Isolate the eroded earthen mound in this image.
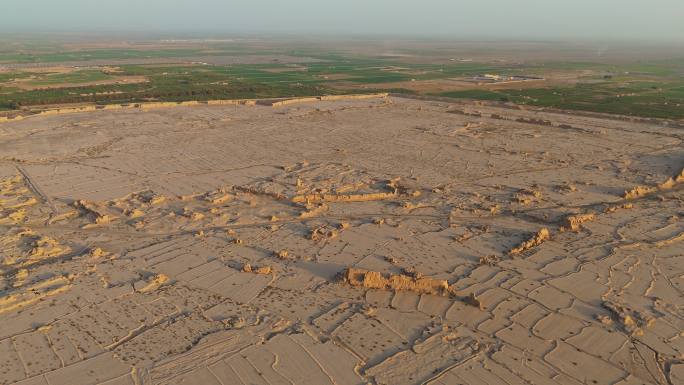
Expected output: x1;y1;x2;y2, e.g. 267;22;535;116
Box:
509;228;550;255
343;267;449;296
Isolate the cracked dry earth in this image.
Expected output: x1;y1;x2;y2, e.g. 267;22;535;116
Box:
0;96;683;385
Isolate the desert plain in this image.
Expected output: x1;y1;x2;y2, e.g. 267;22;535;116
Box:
0;94;683;385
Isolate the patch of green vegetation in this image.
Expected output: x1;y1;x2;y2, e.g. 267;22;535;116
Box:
1;43;683;120
436;81;684;119
0;64;338;108
0;72;33;82
439;89;511;101
27;70;113;86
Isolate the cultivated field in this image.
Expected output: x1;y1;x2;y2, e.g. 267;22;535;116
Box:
1;37;684;119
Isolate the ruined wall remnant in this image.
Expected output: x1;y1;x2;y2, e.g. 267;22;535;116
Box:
600;299;654;336
343;268;448;296
270;93;389;107
561;213;595;231
292;191;397;204
509;228;550;255
624;167;684;199
0;94;390;125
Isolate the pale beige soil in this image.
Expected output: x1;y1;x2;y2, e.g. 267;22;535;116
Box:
0;96;682;385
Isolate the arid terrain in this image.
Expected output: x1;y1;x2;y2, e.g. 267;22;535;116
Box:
0;95;683;385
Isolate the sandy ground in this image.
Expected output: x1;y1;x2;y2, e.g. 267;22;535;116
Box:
0;96;682;385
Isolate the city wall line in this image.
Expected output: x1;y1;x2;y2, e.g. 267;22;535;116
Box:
0;93;389;124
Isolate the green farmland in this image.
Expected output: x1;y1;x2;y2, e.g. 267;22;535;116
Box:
1;39;683;119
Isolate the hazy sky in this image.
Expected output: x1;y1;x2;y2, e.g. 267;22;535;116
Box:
3;0;683;41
